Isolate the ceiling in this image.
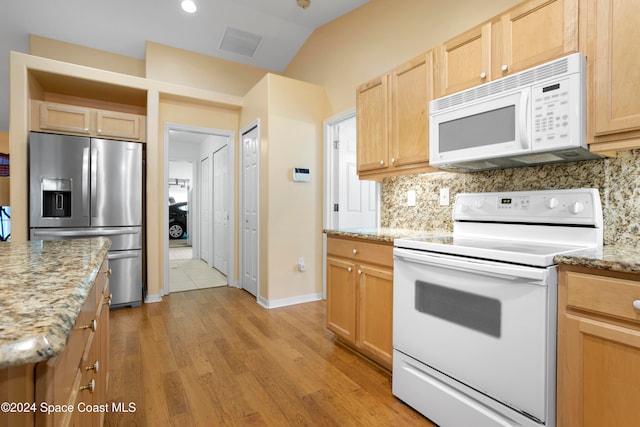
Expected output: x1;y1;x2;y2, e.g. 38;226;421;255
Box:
0;0;370;132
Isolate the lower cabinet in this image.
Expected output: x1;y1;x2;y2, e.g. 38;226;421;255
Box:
0;258;111;427
557;266;640;427
326;236;393;369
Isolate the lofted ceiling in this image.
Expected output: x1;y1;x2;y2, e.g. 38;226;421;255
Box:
0;0;371;132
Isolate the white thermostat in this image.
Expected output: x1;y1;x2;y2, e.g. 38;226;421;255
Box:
293;168;311;182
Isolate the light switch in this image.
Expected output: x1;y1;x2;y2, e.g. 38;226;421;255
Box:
439;188;450;206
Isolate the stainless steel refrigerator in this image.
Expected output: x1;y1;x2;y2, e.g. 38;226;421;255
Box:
29;132;143;308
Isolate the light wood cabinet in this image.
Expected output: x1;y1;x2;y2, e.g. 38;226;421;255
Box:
0;258;110;427
357;51;436;179
31;101;146;142
435;23;492;98
326;236;393;369
492;0;579;78
435;0;579;97
557;266;640;427
587;0;640;152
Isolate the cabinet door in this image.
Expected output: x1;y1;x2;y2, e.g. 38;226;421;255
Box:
356;75;389;174
38;102;92;135
357;264;393;369
96;110;144;141
435;22;492;97
326;257;357;344
592;0;640;137
495;0;578;78
560;314;640;427
390;51;432;169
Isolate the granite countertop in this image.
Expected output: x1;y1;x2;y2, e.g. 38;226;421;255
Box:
555;244;640;275
324;227;450;243
0;237;111;369
325;228;640;275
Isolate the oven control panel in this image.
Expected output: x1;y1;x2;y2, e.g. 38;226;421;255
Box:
453;188;602;226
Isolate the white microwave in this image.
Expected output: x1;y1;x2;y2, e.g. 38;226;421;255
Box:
429;53;601;172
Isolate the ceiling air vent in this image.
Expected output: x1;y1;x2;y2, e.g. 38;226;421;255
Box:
219;26;263;58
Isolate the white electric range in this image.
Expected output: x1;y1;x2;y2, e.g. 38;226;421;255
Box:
392;188;603;427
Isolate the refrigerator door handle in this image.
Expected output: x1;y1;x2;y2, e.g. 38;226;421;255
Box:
108;250;140;261
91;145;98;217
31;227;140;238
82;146;90;217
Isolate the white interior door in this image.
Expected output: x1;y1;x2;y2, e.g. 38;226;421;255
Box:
200;156;211;265
241;126;259;297
335;116;379;228
213;145;228;275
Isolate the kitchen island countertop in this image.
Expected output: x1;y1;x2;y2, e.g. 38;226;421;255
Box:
0;237;111;368
324;227;450;244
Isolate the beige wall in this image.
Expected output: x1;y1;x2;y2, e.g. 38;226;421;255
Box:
284;0;522;115
146;41;270;97
240;74;329;304
30;35;145;77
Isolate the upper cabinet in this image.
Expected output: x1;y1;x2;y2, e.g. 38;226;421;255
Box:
587;0;640;152
493;0;579;78
435;23;492;98
435;0;579;98
31;100;147;142
357;51;436;179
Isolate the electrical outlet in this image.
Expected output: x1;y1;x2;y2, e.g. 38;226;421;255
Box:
439;188;450;206
407;190;416;207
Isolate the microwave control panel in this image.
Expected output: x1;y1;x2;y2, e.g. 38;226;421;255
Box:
531;74;581;149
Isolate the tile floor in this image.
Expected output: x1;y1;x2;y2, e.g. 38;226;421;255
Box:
168;246;227;293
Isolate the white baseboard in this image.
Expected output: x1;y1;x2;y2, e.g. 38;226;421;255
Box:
144;293;163;304
257;292;323;309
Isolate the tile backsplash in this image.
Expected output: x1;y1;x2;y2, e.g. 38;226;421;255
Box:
381;148;640;246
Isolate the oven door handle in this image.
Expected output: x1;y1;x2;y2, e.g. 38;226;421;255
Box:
394;248;548;282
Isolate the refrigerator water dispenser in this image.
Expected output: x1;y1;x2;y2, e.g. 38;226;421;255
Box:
41;178;72;218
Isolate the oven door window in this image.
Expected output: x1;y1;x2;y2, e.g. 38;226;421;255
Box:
415;281;501;337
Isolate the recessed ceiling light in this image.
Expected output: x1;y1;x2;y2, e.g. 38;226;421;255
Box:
181;0;197;13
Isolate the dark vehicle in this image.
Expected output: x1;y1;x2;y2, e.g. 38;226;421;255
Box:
169;202;188;239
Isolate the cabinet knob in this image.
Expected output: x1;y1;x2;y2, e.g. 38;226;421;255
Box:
357;269;362;275
104;293;113;306
97;129;103;134
501;64;509;72
105;268;112;276
391;157;396;164
352;248;358;255
347;267;353;272
379;160;385;166
86;360;100;373
82;319;97;332
633;300;640;310
80;379;95;393
480;72;487;79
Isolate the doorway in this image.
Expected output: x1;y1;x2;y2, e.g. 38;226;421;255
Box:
164;124;236;295
324;109;380;230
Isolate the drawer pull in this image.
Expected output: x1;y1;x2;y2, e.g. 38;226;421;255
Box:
104;293;113;306
352;248;358;255
633;300;640;311
105;268;112;276
82;319;97;332
80;379;95;393
86;360;100;373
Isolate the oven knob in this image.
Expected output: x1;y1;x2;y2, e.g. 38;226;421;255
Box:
545;197;559;209
569;201;584;214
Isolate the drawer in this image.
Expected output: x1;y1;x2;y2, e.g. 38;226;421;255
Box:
565;271;640;323
327;237;393;268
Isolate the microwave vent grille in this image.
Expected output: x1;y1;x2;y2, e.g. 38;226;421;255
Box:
432;56;571;112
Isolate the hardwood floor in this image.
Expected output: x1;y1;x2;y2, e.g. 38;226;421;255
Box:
105;287;435;426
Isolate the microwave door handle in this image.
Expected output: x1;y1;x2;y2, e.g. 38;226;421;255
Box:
82;147;90;217
519;90;530;149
